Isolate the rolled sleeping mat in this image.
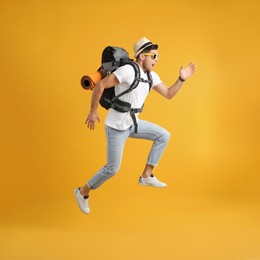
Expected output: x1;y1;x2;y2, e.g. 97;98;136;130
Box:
81;70;102;90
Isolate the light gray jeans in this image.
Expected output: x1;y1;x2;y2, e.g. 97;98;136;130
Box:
87;119;170;189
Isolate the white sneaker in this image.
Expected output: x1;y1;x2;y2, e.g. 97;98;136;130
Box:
74;188;90;214
138;174;167;188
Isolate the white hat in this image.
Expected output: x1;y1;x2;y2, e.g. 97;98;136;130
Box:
134;37;158;58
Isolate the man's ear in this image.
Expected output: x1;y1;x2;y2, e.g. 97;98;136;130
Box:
139;53;145;61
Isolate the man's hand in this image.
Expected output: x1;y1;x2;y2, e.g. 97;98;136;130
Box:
85;111;101;130
179;63;196;81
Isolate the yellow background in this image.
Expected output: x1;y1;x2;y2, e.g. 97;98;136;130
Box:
1;0;260;259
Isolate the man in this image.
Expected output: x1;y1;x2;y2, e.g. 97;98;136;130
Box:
75;37;196;214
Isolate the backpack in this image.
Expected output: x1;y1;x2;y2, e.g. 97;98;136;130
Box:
82;46;153;133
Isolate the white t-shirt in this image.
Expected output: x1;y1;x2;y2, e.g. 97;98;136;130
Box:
105;63;162;130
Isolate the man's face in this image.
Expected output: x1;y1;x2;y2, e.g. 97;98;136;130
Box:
142;49;159;72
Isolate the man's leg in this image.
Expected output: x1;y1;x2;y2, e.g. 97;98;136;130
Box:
141;164;154;178
87;125;130;188
75;125;131;213
129;120;170;187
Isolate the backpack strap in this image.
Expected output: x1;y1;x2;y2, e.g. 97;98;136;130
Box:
110;62;153;133
111;61;140;103
129;106;143;133
129;68;153;133
147;71;153;91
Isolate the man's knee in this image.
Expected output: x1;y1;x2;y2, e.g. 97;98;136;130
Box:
161;129;171;143
104;164;120;177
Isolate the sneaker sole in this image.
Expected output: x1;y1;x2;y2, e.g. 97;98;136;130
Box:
138;182;167;188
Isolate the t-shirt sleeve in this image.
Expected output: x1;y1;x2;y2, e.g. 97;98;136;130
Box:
151;71;162;88
113;64;135;86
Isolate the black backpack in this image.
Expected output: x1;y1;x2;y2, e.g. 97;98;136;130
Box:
82;46;153;133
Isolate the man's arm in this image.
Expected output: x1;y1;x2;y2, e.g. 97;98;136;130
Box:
154;63;196;99
86;73;119;130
